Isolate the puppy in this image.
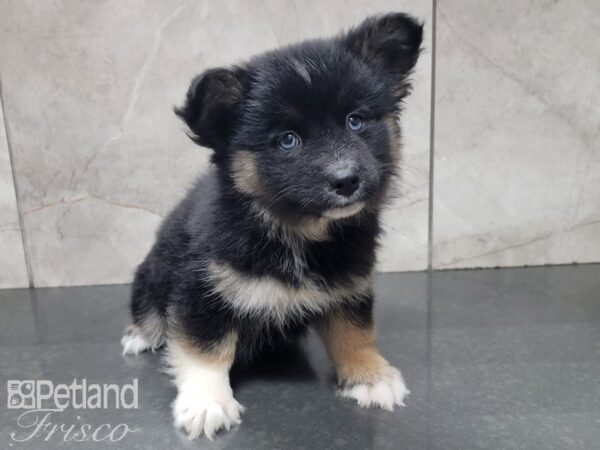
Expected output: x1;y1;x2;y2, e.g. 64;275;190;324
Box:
122;13;423;439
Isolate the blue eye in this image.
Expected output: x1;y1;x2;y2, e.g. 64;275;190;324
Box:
278;132;301;150
347;114;364;132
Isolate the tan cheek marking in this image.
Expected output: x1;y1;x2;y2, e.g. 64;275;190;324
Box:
384;114;401;165
231;150;264;196
317;312;388;385
394;81;413;100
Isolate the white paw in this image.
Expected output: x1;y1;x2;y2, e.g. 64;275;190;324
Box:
173;386;245;440
121;325;153;355
339;366;409;411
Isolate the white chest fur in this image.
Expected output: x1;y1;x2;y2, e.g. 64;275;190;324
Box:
205;261;372;324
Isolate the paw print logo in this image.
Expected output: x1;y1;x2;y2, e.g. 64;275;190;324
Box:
6;380;36;409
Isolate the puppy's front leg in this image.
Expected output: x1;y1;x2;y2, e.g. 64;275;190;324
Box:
317;303;409;410
167;332;244;439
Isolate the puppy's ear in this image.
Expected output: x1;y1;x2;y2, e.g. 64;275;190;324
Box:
344;13;423;96
175;67;247;149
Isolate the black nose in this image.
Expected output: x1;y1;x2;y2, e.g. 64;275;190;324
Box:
328;172;360;197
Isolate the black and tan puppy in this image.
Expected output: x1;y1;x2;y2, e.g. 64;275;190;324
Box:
122;13;423;439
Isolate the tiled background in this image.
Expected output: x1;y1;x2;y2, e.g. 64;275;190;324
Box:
0;0;598;288
433;0;600;269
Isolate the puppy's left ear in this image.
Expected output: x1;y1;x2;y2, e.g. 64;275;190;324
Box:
344;13;423;96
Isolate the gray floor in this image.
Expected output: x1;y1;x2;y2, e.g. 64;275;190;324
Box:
1;265;599;450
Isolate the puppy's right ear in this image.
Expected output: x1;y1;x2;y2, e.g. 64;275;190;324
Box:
175;67;247;149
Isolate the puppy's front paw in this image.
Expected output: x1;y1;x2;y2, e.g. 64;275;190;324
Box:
173;387;245;440
339;366;409;411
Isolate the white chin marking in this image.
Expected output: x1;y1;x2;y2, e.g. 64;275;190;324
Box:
339;366;409;411
323;201;366;219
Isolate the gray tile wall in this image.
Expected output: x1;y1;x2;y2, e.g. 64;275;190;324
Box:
0;1;597;287
0;97;29;288
432;0;600;269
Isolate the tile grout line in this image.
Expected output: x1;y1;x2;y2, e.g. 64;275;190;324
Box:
427;0;437;272
0;76;35;288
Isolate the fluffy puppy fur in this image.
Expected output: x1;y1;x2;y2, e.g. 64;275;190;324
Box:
122;13;423;439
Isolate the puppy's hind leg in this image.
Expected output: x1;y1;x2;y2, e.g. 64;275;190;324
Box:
122;260;167;355
121;313;166;356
